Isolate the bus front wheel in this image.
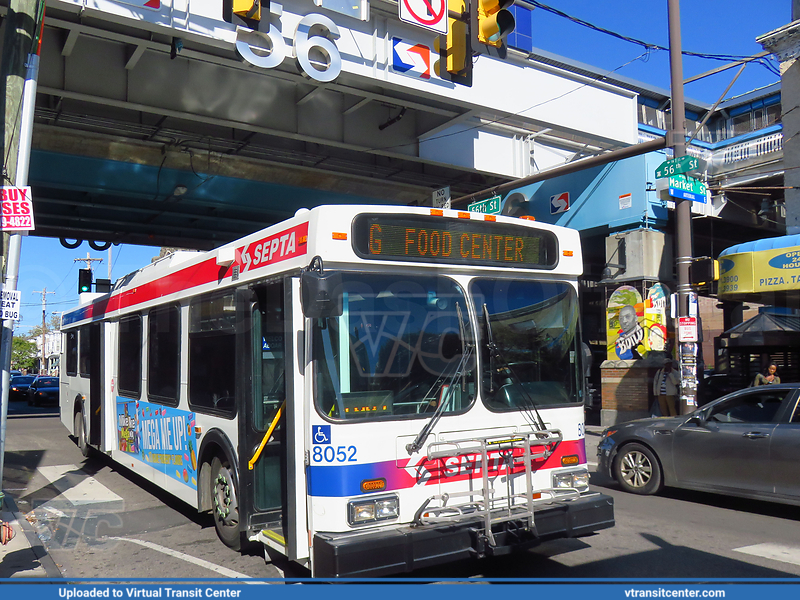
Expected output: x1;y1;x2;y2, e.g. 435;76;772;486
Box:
211;456;241;550
74;411;90;458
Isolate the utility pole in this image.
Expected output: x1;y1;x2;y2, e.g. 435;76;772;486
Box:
31;288;54;374
1;0;44;508
74;253;104;273
667;0;695;413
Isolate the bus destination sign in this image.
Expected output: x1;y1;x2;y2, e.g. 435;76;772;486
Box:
352;214;557;268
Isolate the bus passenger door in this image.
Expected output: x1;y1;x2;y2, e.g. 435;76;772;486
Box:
237;282;288;552
88;322;102;447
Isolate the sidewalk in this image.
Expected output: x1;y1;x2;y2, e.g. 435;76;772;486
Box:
0;494;61;578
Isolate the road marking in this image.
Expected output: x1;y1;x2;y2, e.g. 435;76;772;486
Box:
108;537;252;579
37;464;123;505
735;543;800;567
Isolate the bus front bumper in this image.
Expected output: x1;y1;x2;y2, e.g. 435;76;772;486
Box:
312;492;614;578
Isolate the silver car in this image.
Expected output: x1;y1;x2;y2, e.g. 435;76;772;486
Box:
597;384;800;504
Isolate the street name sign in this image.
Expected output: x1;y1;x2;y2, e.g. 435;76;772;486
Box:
655;155;705;179
668;175;707;203
467;195;501;214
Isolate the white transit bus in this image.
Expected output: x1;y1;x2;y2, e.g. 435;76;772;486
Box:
60;204;614;577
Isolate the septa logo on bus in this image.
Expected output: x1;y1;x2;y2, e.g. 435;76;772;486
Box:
235;222;308;273
403;441;583;485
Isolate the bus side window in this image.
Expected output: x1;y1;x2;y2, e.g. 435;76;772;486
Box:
118;315;142;399
148;304;181;406
66;330;78;376
79;325;92;377
188;293;236;417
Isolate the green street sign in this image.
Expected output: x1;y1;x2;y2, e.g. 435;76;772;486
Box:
668;174;707;203
655;155;705;179
467;195;501;214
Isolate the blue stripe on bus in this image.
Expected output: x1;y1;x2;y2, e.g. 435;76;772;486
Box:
63;306;92;326
307;461;398;497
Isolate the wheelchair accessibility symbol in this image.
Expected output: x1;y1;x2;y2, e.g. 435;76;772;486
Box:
313;425;331;445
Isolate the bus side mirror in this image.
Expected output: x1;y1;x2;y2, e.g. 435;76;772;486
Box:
300;270;343;319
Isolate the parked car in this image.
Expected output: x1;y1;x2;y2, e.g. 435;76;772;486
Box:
9;375;36;402
598;384;800;505
27;376;60;406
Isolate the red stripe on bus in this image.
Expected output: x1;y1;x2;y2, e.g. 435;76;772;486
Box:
67;222;309;322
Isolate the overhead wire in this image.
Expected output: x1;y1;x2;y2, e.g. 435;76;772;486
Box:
526;0;780;77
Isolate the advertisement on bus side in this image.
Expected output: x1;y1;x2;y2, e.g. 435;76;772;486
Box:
117;398;198;489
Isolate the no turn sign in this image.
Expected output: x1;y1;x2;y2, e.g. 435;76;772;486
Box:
399;0;448;34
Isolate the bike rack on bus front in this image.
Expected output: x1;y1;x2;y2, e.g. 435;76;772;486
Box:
412;429;582;547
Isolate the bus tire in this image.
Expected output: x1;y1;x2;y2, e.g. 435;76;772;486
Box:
74;411;90;458
211;455;241;551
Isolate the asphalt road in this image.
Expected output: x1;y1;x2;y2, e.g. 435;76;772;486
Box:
3;405;800;580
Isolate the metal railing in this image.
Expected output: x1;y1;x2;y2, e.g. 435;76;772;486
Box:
412;429;581;546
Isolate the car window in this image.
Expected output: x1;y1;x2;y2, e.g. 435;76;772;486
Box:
708;391;787;424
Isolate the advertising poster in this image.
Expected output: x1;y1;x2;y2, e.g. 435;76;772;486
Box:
644;283;669;353
606;284;671;360
116;398;198;489
606;286;645;360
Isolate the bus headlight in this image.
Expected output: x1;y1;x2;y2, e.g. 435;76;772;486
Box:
347;495;399;526
553;469;590;492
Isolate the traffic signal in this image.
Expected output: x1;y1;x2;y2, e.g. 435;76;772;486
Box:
233;0;260;20
689;258;720;286
475;0;515;49
78;269;93;294
222;0;263;24
95;279;112;293
434;0;473;86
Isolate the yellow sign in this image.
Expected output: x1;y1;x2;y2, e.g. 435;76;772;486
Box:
718;246;800;297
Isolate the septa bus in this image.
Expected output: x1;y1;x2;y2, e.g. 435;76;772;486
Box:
60;205;614;577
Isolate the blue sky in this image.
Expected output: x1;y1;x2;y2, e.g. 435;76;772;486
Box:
11;0;790;333
15;238;158;335
527;0;786;105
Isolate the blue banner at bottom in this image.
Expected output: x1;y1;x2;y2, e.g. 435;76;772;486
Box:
2;581;800;600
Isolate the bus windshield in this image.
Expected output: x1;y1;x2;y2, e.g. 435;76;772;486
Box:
312;273;475;421
471;278;582;410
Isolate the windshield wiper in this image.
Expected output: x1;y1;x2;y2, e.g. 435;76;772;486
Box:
406;302;473;455
482;303;546;431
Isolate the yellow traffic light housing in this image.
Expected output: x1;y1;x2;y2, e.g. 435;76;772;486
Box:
689;258;720;286
475;0;515;48
233;0;261;20
434;0;473;86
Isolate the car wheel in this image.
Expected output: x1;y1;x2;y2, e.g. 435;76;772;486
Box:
613;442;662;495
211;456;241;551
74;411;90;458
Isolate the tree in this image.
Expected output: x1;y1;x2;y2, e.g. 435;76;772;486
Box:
26;313;62;340
11;336;37;372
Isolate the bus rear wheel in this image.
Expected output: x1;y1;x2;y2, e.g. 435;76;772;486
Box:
74;411;90;458
211;456;241;550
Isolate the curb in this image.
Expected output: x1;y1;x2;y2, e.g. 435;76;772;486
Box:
2;494;62;578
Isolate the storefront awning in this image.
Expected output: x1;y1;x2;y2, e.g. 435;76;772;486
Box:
717;234;800;305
